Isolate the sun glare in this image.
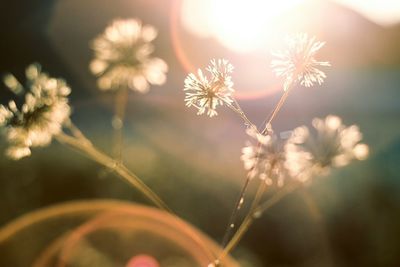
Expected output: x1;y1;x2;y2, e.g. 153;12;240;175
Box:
335;0;400;26
181;0;304;53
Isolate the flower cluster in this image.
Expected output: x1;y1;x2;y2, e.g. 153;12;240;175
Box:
184;59;234;117
271;33;330;91
0;64;71;159
241;127;287;187
90;18;168;93
241;116;369;186
285;115;369;182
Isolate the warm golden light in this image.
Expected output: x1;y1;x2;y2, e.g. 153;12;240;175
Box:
181;0;304;53
181;0;400;53
335;0;400;26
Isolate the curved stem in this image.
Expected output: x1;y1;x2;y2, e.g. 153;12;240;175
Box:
57;124;225;263
55;131;171;212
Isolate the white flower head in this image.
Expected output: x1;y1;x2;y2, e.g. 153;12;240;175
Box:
90;18;168;93
241;126;287;187
285;115;369;182
184;59;234;117
0;63;71;160
271;33;330;91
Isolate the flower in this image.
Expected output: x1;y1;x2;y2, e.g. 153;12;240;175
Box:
285;115;369;182
241;126;287;186
90;18;168;93
184;59;234;117
271;33;330;90
0;63;71;159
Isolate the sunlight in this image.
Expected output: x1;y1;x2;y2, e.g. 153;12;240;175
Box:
335;0;400;26
181;0;304;53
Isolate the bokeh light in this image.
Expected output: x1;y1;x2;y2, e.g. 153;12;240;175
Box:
126;254;159;267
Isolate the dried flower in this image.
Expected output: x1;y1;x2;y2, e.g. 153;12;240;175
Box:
0;63;71;159
241;127;287;186
285;115;369;182
184;59;234;117
271;33;330;90
90;18;168;93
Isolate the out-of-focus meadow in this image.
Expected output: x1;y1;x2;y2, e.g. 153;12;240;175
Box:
0;0;399;266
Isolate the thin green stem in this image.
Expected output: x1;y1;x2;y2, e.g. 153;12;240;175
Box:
112;88;129;162
57;124;224;263
224;100;256;130
55;131;171;212
65;119;91;145
249;180;268;211
220;83;295;249
261;81;294;134
255;182;298;216
220;177;250;247
222;79;295;244
218;182;299;262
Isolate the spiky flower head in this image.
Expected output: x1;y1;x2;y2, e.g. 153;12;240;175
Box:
285;115;369;182
0;64;71;159
271;33;330;91
90;18;168;93
184;59;234;117
241;127;287;186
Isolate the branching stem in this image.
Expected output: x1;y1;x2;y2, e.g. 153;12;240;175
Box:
218;182;299;262
220;81;295;249
55;126;171;212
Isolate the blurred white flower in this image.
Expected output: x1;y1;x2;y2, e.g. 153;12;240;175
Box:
0;63;71;160
285;115;369;182
90;18;168;93
241;126;287;186
271;33;330;91
184;59;234;117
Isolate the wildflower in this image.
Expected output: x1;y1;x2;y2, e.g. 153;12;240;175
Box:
241;126;287;186
184;59;234;117
285;115;369;182
90;18;168;93
0;63;71;159
271;33;330;90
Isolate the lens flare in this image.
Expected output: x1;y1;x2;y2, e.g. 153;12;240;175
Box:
181;0;304;53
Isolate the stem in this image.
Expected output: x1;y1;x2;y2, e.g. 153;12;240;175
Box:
261;81;294;135
55;131;171;212
57;124;224;263
249;180;268;211
220;83;295;249
112;88;129;162
222;98;257;130
65;119;91;145
218;182;299;262
220;177;250;247
255;182;298;216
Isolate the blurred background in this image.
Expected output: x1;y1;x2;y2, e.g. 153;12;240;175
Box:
0;0;399;266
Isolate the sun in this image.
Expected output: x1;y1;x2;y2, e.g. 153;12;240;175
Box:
181;0;304;53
